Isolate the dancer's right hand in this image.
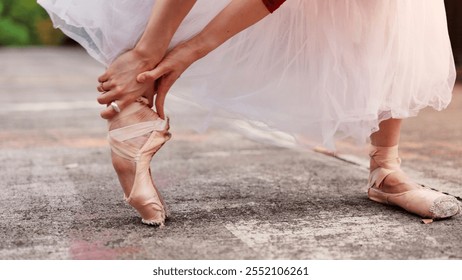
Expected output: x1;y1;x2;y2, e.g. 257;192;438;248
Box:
137;43;198;120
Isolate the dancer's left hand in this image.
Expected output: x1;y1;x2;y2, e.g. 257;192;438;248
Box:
96;49;161;119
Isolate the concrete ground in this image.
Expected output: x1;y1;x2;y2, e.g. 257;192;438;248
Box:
0;48;461;260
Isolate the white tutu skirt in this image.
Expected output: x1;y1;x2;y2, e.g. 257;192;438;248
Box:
38;0;456;149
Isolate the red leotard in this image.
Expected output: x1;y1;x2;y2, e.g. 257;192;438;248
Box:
262;0;286;13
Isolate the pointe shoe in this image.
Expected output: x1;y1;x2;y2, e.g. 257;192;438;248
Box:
108;99;171;227
367;145;460;219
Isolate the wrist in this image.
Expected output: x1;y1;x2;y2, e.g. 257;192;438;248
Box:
133;43;167;68
186;33;219;61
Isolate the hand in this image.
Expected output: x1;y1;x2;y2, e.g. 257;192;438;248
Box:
96;49;161;119
137;43;197;119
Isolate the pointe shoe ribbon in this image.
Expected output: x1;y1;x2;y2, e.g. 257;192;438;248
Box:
108;118;170;162
367;145;460;219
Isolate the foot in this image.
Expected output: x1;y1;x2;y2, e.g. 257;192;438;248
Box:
109;101;156;197
369;160;421;194
368;145;460;219
108;98;170;226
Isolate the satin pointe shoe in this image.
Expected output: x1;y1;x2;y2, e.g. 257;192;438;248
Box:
367;145;460;219
108;99;171;227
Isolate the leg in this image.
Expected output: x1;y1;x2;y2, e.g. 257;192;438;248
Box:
368;118;460;219
369;118;420;194
370;118;401;147
109;103;159;197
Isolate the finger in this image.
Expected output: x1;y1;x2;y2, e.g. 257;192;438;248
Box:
155;91;166;120
98;72;110;83
145;85;156;108
137;67;167;83
97;80;115;93
155;75;176;119
99;97;134;119
96;86;122;105
100;105;120;120
97;84;105;93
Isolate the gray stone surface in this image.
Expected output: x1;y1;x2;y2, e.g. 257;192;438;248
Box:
0;48;461;260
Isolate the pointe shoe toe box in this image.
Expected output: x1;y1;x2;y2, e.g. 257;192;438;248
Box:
141;218;165;228
430;195;461;219
368;187;460;219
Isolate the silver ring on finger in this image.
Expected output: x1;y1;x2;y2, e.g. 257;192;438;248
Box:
110;101;121;113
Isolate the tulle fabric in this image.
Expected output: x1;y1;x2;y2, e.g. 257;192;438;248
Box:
37;0;456;149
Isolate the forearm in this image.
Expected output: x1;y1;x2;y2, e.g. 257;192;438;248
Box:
134;0;197;63
186;0;271;60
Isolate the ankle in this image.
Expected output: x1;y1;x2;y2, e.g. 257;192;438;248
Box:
109;104;158;131
369;159;379;172
369;144;401;171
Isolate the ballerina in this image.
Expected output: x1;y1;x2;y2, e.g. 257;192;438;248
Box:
38;0;460;226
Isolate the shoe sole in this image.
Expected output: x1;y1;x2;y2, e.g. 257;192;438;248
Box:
142;218;165;228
